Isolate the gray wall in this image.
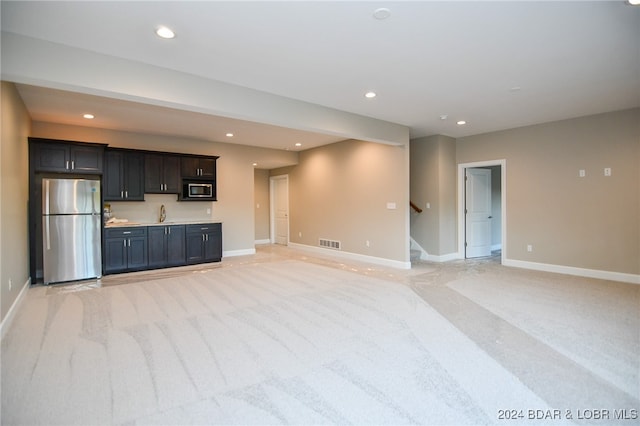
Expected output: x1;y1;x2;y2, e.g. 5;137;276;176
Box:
274;139;410;263
457;108;640;274
410;135;457;256
1;82;31;324
254;169;271;242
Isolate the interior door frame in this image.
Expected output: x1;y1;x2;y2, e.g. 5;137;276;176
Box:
457;159;506;263
269;174;289;245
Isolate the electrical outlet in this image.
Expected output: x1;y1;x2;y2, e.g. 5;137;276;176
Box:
426;202;431;209
206;208;211;214
9;279;12;291
298;232;302;238
527;245;533;252
366;240;370;247
579;169;586;178
604;167;612;177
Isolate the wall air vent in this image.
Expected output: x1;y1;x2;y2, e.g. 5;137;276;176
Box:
319;238;341;250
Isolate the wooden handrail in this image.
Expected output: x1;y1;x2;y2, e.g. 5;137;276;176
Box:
410;201;423;213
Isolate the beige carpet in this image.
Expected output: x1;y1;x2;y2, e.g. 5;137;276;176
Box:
1;253;638;425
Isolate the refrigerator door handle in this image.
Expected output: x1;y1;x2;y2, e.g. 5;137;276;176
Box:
44;216;51;250
44;179;50;215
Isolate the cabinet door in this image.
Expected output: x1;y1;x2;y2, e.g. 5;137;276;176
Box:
104;237;127;273
144;154;165;193
166;225;186;266
181;157;200;178
163;156;181;193
204;231;222;261
199;158;216;179
70;146;103;173
124;152;145;200
127;236;148;269
147;226;168;268
185;232;205;264
103;151;124;200
33;143;69;173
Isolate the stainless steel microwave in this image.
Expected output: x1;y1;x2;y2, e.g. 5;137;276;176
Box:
184;182;213;198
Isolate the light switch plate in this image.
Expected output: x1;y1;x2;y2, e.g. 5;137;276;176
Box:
386;202;397;210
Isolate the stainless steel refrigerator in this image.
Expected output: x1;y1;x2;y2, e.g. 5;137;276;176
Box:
42;178;102;284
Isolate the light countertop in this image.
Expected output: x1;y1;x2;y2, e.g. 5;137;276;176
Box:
104;220;221;228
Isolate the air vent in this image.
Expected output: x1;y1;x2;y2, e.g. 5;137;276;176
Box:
319;238;341;250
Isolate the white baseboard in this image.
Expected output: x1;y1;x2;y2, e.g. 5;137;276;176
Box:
223;248;256;258
423;252;462;262
1;277;30;341
504;258;640;285
254;239;271;245
410;237;461;263
289;242;411;270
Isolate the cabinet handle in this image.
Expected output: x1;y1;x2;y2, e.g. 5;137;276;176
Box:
205;234;209;241
164;227;167;235
125;191;128;198
128;239;131;247
123;231;131;234
66;160;69;170
121;191;124;198
71;160;75;169
123;240;126;247
168;227;171;235
202;234;205;241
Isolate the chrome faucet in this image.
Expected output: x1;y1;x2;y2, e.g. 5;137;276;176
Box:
159;204;166;223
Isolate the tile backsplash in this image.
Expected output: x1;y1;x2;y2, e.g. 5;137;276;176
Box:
107;194;214;224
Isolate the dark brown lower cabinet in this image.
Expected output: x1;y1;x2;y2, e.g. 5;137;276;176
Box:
103;223;220;275
186;223;222;264
148;225;186;268
104;227;148;273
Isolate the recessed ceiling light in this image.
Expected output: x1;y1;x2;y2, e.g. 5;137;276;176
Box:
83;113;94;119
295;143;302;147
155;26;175;39
457;120;467;125
226;133;234;137
252;162;258;167
364;91;377;99
509;86;522;92
439;114;448;120
373;8;391;20
628;0;640;5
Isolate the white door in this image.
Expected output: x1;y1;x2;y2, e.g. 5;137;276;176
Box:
271;176;289;245
465;168;492;258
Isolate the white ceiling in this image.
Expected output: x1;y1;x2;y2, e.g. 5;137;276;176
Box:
2;1;639;153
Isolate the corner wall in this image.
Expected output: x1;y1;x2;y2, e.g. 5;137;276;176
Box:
254;169;271;242
457;108;640;276
1;82;31;324
410;135;457;257
276;139;410;266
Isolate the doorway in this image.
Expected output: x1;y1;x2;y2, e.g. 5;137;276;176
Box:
458;160;505;261
270;175;289;245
